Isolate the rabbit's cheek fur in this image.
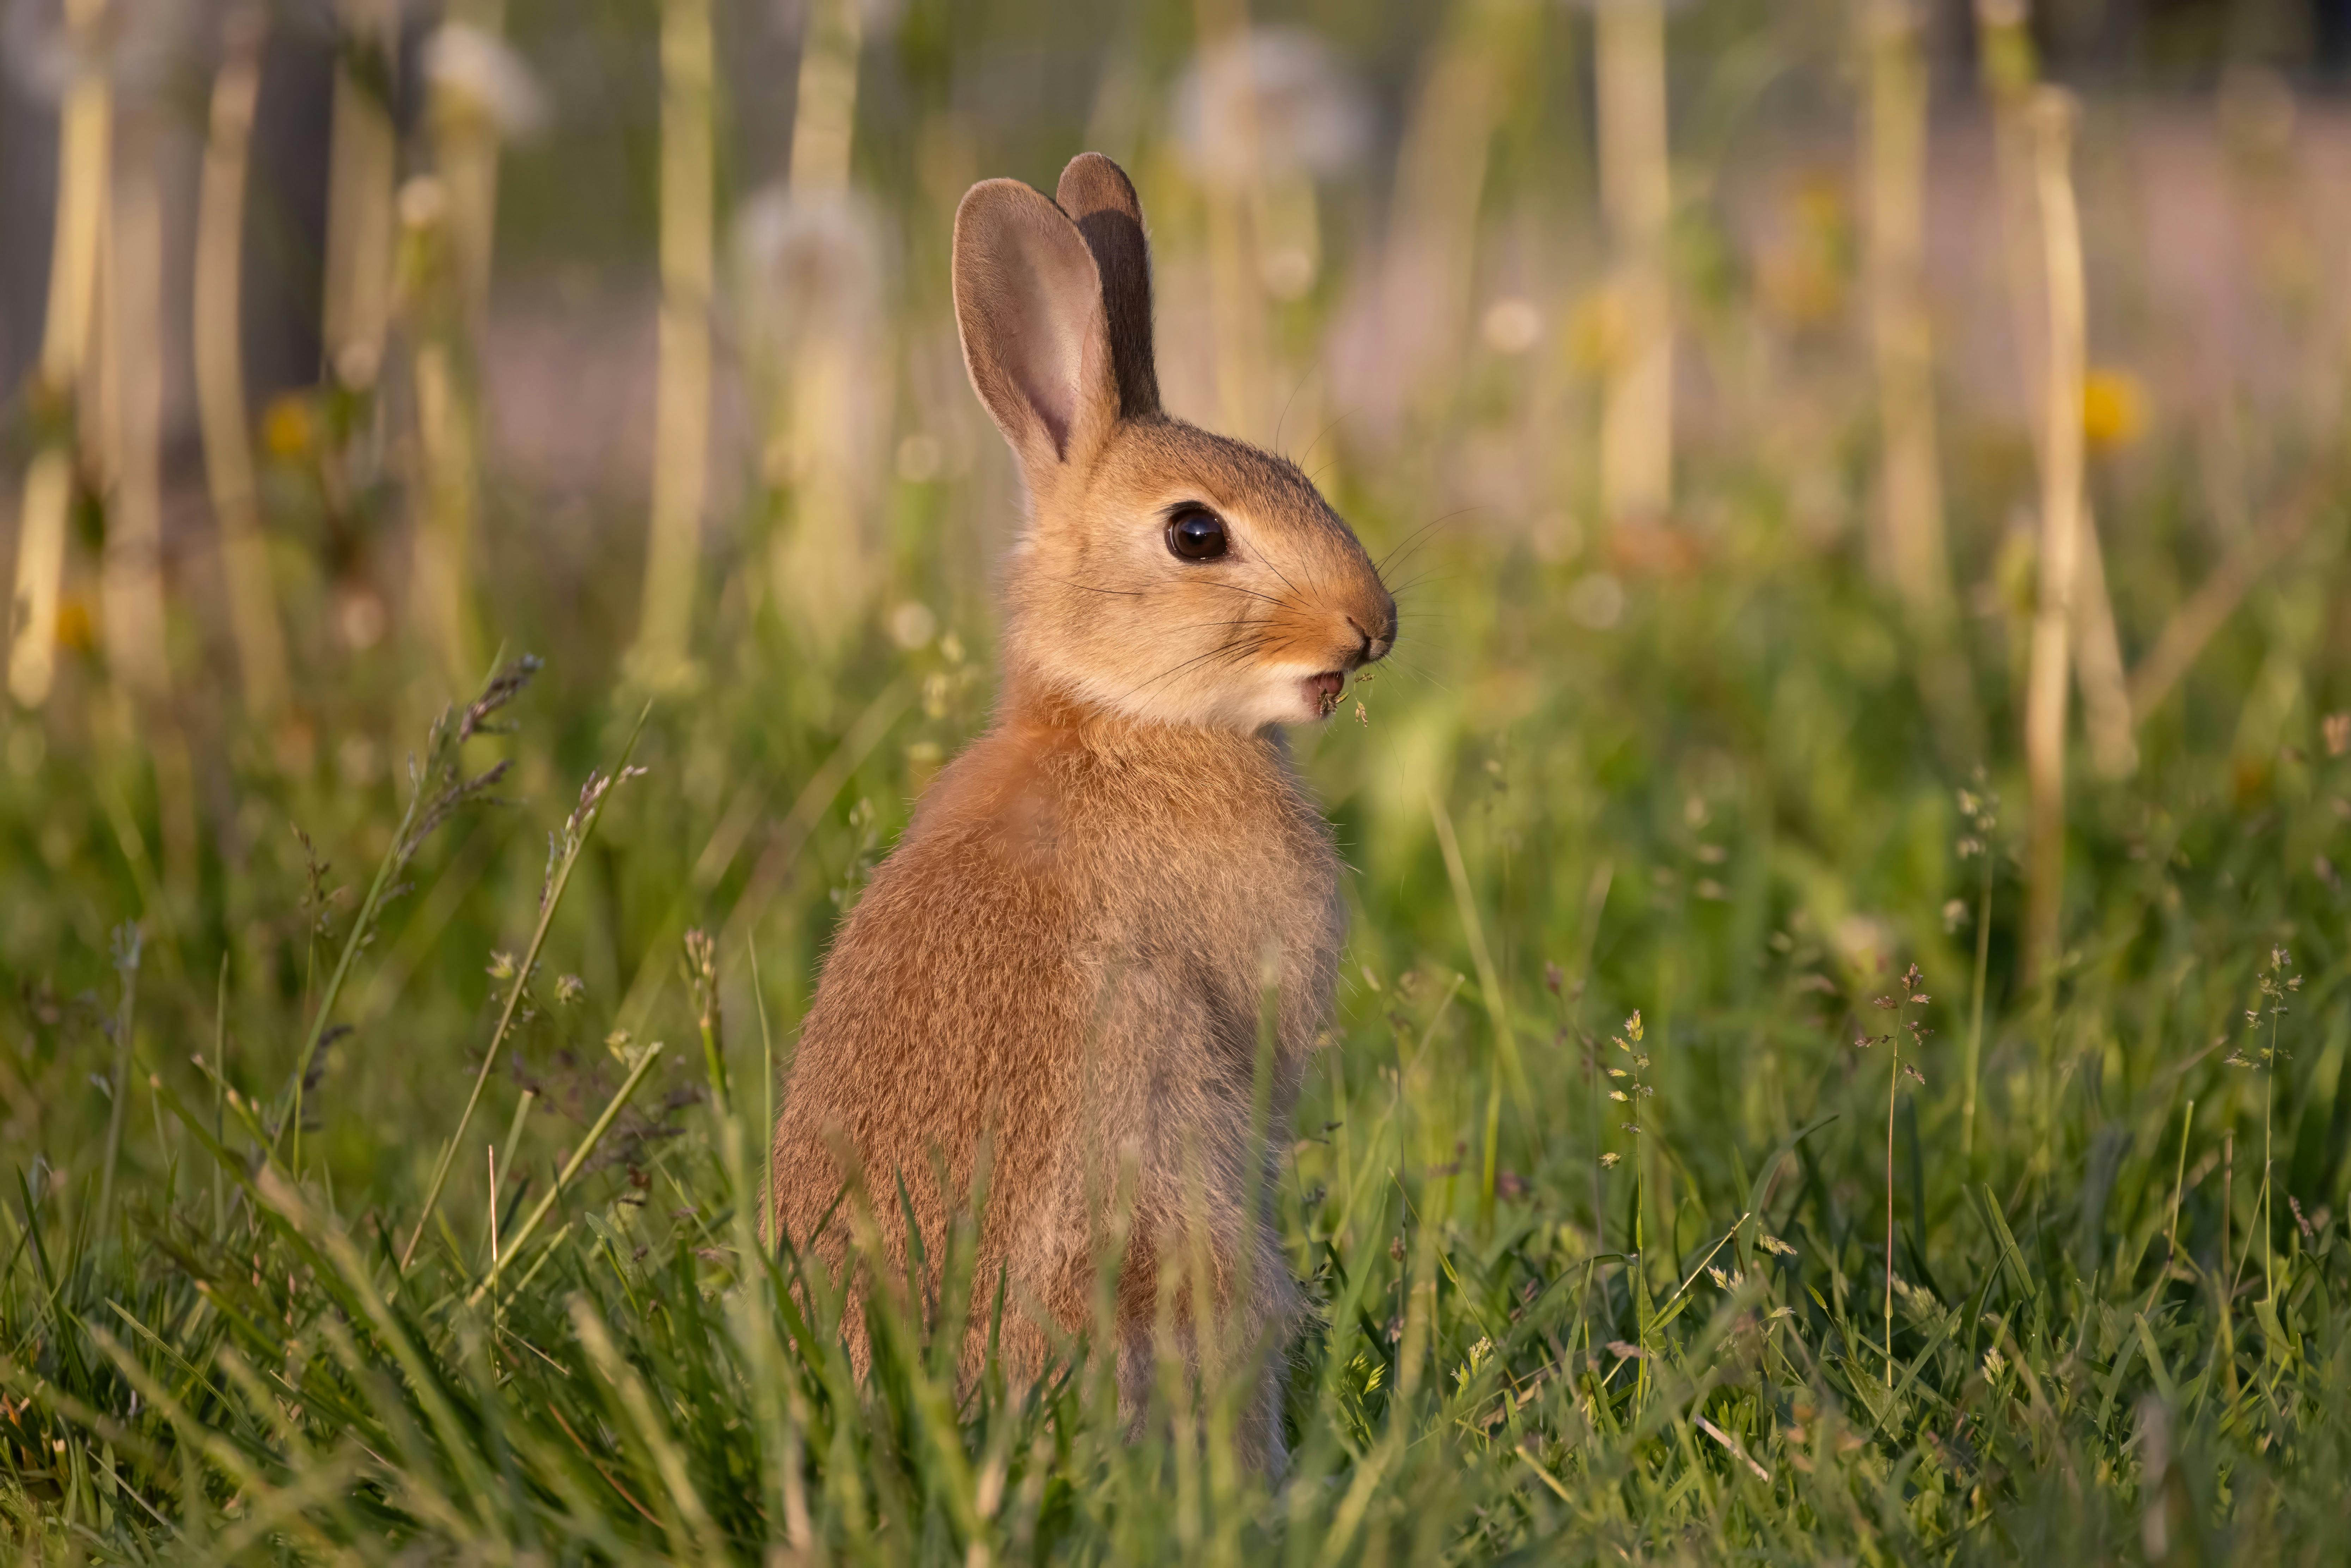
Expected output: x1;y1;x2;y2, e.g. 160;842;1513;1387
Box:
1003;428;1397;733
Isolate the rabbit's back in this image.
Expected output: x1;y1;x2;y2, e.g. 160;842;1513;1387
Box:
770;701;1342;1352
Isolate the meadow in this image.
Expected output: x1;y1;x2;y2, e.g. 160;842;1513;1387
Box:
5;0;2351;1561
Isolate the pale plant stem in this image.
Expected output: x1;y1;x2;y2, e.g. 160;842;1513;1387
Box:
212;957;230;1233
6;0;109;709
1664;1212;1752;1307
1864;0;1960;649
470;1041;666;1307
2142;1098;2193;1321
194;2;291;717
103;107;171;705
276;651;525;1161
322;0;398;389
1577;861;1613;1243
2262;1007;2278;1308
1630;1012;1650;1413
634;0;716;682
485;1144;500;1364
495;1089;535;1185
1590;1024;1604;1246
1886;1001;1902;1390
1192;0;1264;440
1429;789;1526;1235
2218;1130;2236;1397
1632;1149;1646;1412
2022;87;2084;993
1962;852;1992;1162
1596;0;1672;525
728;939;803;1554
277;790;421;1164
788;0;861;192
96;929;143;1255
750;940;776;1249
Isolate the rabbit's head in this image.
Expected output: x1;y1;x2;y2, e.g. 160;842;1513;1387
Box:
953;153;1394;731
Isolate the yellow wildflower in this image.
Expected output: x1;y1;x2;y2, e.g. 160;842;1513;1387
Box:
2082;368;2147;453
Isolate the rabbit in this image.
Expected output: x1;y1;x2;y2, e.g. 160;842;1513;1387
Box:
769;151;1394;1469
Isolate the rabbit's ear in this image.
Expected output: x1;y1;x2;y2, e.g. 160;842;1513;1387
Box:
953;178;1119;480
1055;153;1159;421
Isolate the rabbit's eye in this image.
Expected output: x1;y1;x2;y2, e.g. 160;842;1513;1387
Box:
1166;507;1229;562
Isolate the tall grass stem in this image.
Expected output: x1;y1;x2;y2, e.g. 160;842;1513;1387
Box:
471;1040;667;1306
94;926;143;1255
194;2;291;718
4;0;109;708
1430;788;1527;1232
1596;0;1672;525
2021;87;2084;990
634;0;716;682
402;706;651;1271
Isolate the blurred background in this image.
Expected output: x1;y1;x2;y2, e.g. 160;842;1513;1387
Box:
3;0;2350;1225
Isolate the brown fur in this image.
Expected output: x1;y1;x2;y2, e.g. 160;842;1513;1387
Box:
769;153;1394;1465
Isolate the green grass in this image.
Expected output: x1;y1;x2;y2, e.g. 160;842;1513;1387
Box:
5;470;2350;1561
7;6;2351;1558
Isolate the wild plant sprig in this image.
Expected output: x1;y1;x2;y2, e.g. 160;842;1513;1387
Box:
684;928;725;1118
1955;784;1998;1162
273;654;544;1165
2227;945;2301;1310
399;702;652;1274
1858;964;1931;1388
467;1037;668;1307
1600;1011;1651;1402
92;923;143;1257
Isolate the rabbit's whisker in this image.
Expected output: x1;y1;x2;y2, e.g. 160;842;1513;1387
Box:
1384;570;1457;600
1299;409;1356;479
1045;575;1151;599
1373;509;1476;578
1184;581;1289;608
1120;633;1264;704
1270;367;1316;459
1238;541;1307;604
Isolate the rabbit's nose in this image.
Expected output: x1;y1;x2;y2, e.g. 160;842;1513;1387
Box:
1345;615;1393;666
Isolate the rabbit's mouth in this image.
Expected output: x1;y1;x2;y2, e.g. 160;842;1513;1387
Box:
1305;671;1346;718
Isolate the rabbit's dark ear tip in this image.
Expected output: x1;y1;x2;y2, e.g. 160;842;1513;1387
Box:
1056;153;1142;222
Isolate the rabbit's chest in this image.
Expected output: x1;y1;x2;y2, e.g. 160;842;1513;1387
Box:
1076;767;1344;1056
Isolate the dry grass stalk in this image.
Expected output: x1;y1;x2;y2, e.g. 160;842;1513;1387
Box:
1973;0;2131;781
633;0;716;684
1973;0;2041;390
408;0;536;684
1428;788;1530;1236
1596;0;1672;526
2126;485;2315;721
395;167;486;687
1864;0;1983;759
760;0;878;652
6;0;112;709
323;0;401;391
1862;7;1964;625
1863;0;1944;605
434;0;514;324
99;102;169;705
408;289;485;688
2022;88;2084;988
2072;506;2138;778
8;451;78;710
194;2;291;718
789;0;863;194
1379;0;1527;432
1194;0;1267;440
